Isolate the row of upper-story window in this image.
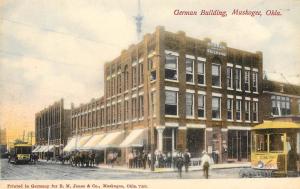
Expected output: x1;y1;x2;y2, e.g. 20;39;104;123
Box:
165;88;259;122
36;111;62;128
71;94;147;130
106;61;144;97
271;95;300;116
164;51;259;93
37;126;60;140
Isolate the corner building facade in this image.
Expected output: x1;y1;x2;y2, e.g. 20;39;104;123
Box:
70;26;263;163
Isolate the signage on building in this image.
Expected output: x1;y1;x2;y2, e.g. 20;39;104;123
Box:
207;42;227;56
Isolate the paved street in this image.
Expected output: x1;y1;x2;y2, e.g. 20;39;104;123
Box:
1;159;242;180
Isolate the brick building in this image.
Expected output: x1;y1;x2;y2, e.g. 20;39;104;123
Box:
0;128;7;154
34;99;71;158
262;79;300;119
65;26;264;164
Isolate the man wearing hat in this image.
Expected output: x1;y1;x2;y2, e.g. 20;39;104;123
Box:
200;150;211;179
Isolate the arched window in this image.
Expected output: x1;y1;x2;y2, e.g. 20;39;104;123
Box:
124;65;129;91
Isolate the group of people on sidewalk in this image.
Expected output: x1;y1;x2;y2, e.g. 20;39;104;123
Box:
175;150;214;179
125;148;214;178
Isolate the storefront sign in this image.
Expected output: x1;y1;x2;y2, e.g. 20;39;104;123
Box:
207;42;227;56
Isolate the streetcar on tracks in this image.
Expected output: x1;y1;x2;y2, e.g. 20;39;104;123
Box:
240;116;300;177
9;144;32;164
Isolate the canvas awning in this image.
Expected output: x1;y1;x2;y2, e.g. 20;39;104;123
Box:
36;146;46;152
77;135;93;149
253;121;300;130
96;131;124;149
32;145;41;153
39;145;55;152
80;134;106;150
119;128;147;147
63;137;76;152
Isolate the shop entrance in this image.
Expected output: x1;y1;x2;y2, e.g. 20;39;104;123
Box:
228;130;250;161
187;128;205;157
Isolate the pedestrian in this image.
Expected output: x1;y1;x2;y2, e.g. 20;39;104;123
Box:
128;151;133;168
142;151;147;169
201;151;211;179
176;154;184;178
147;152;151;168
183;149;191;172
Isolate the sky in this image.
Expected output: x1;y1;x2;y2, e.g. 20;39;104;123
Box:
0;0;300;144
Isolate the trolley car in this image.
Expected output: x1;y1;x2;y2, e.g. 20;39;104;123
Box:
240;116;300;177
9;144;32;164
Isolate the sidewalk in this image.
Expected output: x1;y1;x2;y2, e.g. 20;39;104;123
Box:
97;162;251;173
37;159;251;173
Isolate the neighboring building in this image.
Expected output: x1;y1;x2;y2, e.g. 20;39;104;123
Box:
0;128;7;154
34;99;71;158
67;26;263;164
262;79;300;119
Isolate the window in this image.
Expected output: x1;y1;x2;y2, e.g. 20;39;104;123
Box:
245;100;250;122
117;74;121;93
148;58;154;70
106;106;110;125
124;66;129;91
165;54;178;80
255;134;268;152
252;71;258;92
117;102;121;123
197;61;205;85
139;63;144;85
165;90;178;116
244;70;250;92
253;101;258;122
132;66;137;88
212;96;221;119
139;95;144;118
124;100;129;121
132;97;137;119
236;99;242;121
235;68;241;90
186;93;194;117
271;95;291;116
269;134;284;152
227;67;233;89
227;98;233;120
150;70;156;81
186;58;194;83
198;94;205;118
150;92;156;116
212;64;221;87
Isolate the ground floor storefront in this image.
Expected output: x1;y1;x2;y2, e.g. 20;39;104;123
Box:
61;125;252;167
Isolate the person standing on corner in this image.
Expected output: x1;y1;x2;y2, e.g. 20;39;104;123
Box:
176;152;184;179
183;149;191;172
201;151;211;179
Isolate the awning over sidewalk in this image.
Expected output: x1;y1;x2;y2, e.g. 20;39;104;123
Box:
96;131;124;149
80;134;105;150
63;137;76;152
77;135;93;149
32;145;41;153
119;128;147;147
